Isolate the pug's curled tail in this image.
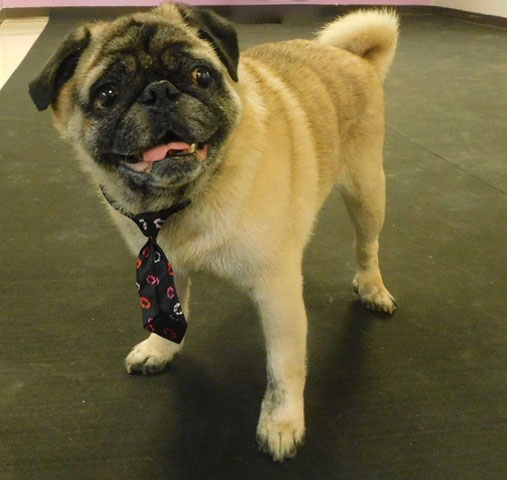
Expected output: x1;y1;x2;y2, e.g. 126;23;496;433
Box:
316;9;399;82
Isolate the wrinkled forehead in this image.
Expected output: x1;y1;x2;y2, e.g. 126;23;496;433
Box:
76;14;218;93
98;19;193;62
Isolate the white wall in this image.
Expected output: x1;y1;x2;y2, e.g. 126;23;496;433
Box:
434;0;507;18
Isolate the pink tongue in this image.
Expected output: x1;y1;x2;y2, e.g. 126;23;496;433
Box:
143;142;190;162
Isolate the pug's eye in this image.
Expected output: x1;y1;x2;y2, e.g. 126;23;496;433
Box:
95;84;119;109
191;67;212;88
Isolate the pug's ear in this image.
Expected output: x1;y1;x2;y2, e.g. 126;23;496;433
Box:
178;6;239;82
29;27;91;111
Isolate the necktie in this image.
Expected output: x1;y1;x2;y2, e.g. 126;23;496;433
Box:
101;187;190;343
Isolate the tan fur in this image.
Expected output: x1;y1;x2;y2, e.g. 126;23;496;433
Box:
316;8;399;81
47;6;398;462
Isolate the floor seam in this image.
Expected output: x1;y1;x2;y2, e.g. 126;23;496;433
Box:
447;17;507;31
386;125;506;196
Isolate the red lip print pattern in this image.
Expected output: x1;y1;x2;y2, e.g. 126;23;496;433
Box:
146;275;160;286
162;327;177;340
140;297;151;309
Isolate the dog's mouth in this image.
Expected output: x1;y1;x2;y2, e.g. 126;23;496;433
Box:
101;141;209;174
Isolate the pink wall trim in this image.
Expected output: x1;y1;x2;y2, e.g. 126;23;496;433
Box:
4;1;434;8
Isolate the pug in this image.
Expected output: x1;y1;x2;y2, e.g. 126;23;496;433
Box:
29;3;398;461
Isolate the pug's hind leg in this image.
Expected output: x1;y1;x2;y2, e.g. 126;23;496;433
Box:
340;159;396;313
253;267;307;462
125;273;191;374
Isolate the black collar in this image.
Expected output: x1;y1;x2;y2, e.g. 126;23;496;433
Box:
100;185;190;229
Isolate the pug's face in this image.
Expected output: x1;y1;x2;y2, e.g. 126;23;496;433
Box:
29;4;241;200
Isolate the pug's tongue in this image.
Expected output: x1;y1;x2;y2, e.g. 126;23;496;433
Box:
143;142;190;162
127;142;190;173
128;141;208;173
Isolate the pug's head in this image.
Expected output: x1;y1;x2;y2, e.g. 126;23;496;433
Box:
29;3;241;205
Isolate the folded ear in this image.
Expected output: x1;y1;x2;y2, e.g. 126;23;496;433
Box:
178;6;239;82
29;27;91;111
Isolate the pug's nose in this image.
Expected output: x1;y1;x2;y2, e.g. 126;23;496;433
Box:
139;80;180;107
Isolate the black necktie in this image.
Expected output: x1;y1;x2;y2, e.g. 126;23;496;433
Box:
101;187;190;343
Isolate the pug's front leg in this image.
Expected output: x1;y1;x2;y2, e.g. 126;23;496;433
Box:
253;272;307;462
125;272;191;374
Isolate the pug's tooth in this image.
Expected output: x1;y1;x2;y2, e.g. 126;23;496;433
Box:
188;143;196;154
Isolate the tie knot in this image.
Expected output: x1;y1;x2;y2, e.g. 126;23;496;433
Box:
99;186;190;239
131;212;169;238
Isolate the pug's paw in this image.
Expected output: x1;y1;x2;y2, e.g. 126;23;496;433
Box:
353;272;397;314
125;334;181;375
256;402;305;462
